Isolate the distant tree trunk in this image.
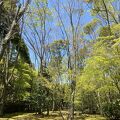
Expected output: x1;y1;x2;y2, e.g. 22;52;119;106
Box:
38;107;42;115
0;85;6;117
52;95;55;112
58;101;65;120
97;92;103;115
52;101;55;112
46;106;49;116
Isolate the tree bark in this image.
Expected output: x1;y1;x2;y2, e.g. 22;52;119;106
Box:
68;89;75;120
0;84;6;117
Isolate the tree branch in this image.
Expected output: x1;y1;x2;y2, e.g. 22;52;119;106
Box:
0;0;31;61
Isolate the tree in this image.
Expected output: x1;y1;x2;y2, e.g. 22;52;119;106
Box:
77;23;120;119
0;0;31;116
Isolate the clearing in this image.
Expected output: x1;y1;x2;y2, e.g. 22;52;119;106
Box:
0;111;107;120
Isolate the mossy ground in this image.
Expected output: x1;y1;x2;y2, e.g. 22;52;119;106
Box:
0;111;107;120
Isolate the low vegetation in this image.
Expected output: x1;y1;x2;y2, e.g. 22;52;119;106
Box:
1;111;106;120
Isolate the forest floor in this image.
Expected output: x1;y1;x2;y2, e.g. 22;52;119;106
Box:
0;111;107;120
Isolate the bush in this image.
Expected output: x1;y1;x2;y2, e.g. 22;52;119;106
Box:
103;99;120;120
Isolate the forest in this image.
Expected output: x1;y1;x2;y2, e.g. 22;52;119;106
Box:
0;0;120;120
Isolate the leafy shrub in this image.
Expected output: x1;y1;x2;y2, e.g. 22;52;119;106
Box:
103;99;120;120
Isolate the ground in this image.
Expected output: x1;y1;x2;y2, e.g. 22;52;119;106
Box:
0;111;107;120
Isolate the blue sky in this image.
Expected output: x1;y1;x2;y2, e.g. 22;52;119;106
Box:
21;0;93;66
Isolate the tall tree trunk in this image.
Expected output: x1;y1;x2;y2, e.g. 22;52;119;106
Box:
0;46;9;116
52;98;55;112
0;84;6;117
69;89;75;120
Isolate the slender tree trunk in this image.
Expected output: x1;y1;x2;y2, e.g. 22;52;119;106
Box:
97;92;103;115
38;106;42;115
0;84;6;117
0;43;9;116
46;105;49;116
52;99;55;112
58;101;65;120
69;89;75;120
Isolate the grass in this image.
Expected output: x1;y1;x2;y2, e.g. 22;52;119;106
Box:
0;111;107;120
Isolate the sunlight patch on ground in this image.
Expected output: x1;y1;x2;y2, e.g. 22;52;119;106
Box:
0;111;107;120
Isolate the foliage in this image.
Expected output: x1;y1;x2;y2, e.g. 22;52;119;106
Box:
0;0;120;119
103;99;120;119
12;60;36;101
